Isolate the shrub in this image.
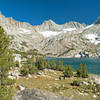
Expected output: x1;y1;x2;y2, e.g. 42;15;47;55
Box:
29;66;38;74
0;86;13;100
6;78;16;85
15;61;20;67
71;80;81;86
20;67;29;76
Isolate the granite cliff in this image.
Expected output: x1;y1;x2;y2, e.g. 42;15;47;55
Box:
0;12;100;57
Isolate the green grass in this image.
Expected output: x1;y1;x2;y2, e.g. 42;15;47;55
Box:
16;69;95;100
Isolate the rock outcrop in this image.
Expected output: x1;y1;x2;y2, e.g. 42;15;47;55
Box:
11;89;72;100
94;16;100;24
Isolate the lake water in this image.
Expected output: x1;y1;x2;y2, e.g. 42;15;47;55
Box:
46;58;100;75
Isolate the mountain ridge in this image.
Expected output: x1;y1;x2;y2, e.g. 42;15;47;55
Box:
0;12;100;58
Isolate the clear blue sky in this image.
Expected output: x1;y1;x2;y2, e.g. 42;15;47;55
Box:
0;0;100;25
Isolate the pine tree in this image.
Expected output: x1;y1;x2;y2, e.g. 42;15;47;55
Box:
77;64;88;78
58;60;63;71
0;26;10;86
8;49;15;68
28;55;34;68
0;26;14;99
45;59;50;68
27;49;38;68
82;64;88;78
38;57;45;70
35;56;39;67
77;64;83;77
63;66;73;78
44;59;49;69
51;60;56;70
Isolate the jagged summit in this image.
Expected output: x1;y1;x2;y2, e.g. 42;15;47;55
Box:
38;19;61;31
94;16;100;24
0;12;85;31
38;20;86;32
63;21;86;29
42;19;56;25
0;12;100;57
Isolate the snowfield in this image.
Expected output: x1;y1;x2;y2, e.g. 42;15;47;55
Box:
86;34;100;44
39;28;76;37
39;31;61;37
63;28;76;32
19;28;31;34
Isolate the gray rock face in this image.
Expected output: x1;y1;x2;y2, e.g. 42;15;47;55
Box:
11;89;71;100
0;12;100;57
36;20;85;32
94;16;100;24
62;21;86;29
0;13;44;51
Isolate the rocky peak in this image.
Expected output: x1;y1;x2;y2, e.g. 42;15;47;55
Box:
39;19;61;31
63;21;86;29
94;16;100;24
0;12;7;23
0;12;33;29
43;19;56;25
0;12;100;57
0;12;5;18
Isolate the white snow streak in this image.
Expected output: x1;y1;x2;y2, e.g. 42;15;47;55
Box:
39;31;61;37
40;28;76;37
85;24;94;29
63;28;76;32
19;28;31;34
86;34;100;44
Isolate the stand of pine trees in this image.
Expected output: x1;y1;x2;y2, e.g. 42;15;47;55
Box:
21;54;88;79
77;64;88;78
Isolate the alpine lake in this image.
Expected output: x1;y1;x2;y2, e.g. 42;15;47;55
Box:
44;57;100;75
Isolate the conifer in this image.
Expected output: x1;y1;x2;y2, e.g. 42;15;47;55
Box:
51;60;56;70
0;26;14;99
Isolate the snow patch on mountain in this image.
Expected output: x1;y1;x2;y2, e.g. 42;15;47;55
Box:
39;31;61;37
63;28;76;32
19;28;31;34
39;28;77;37
85;24;94;29
86;34;100;44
